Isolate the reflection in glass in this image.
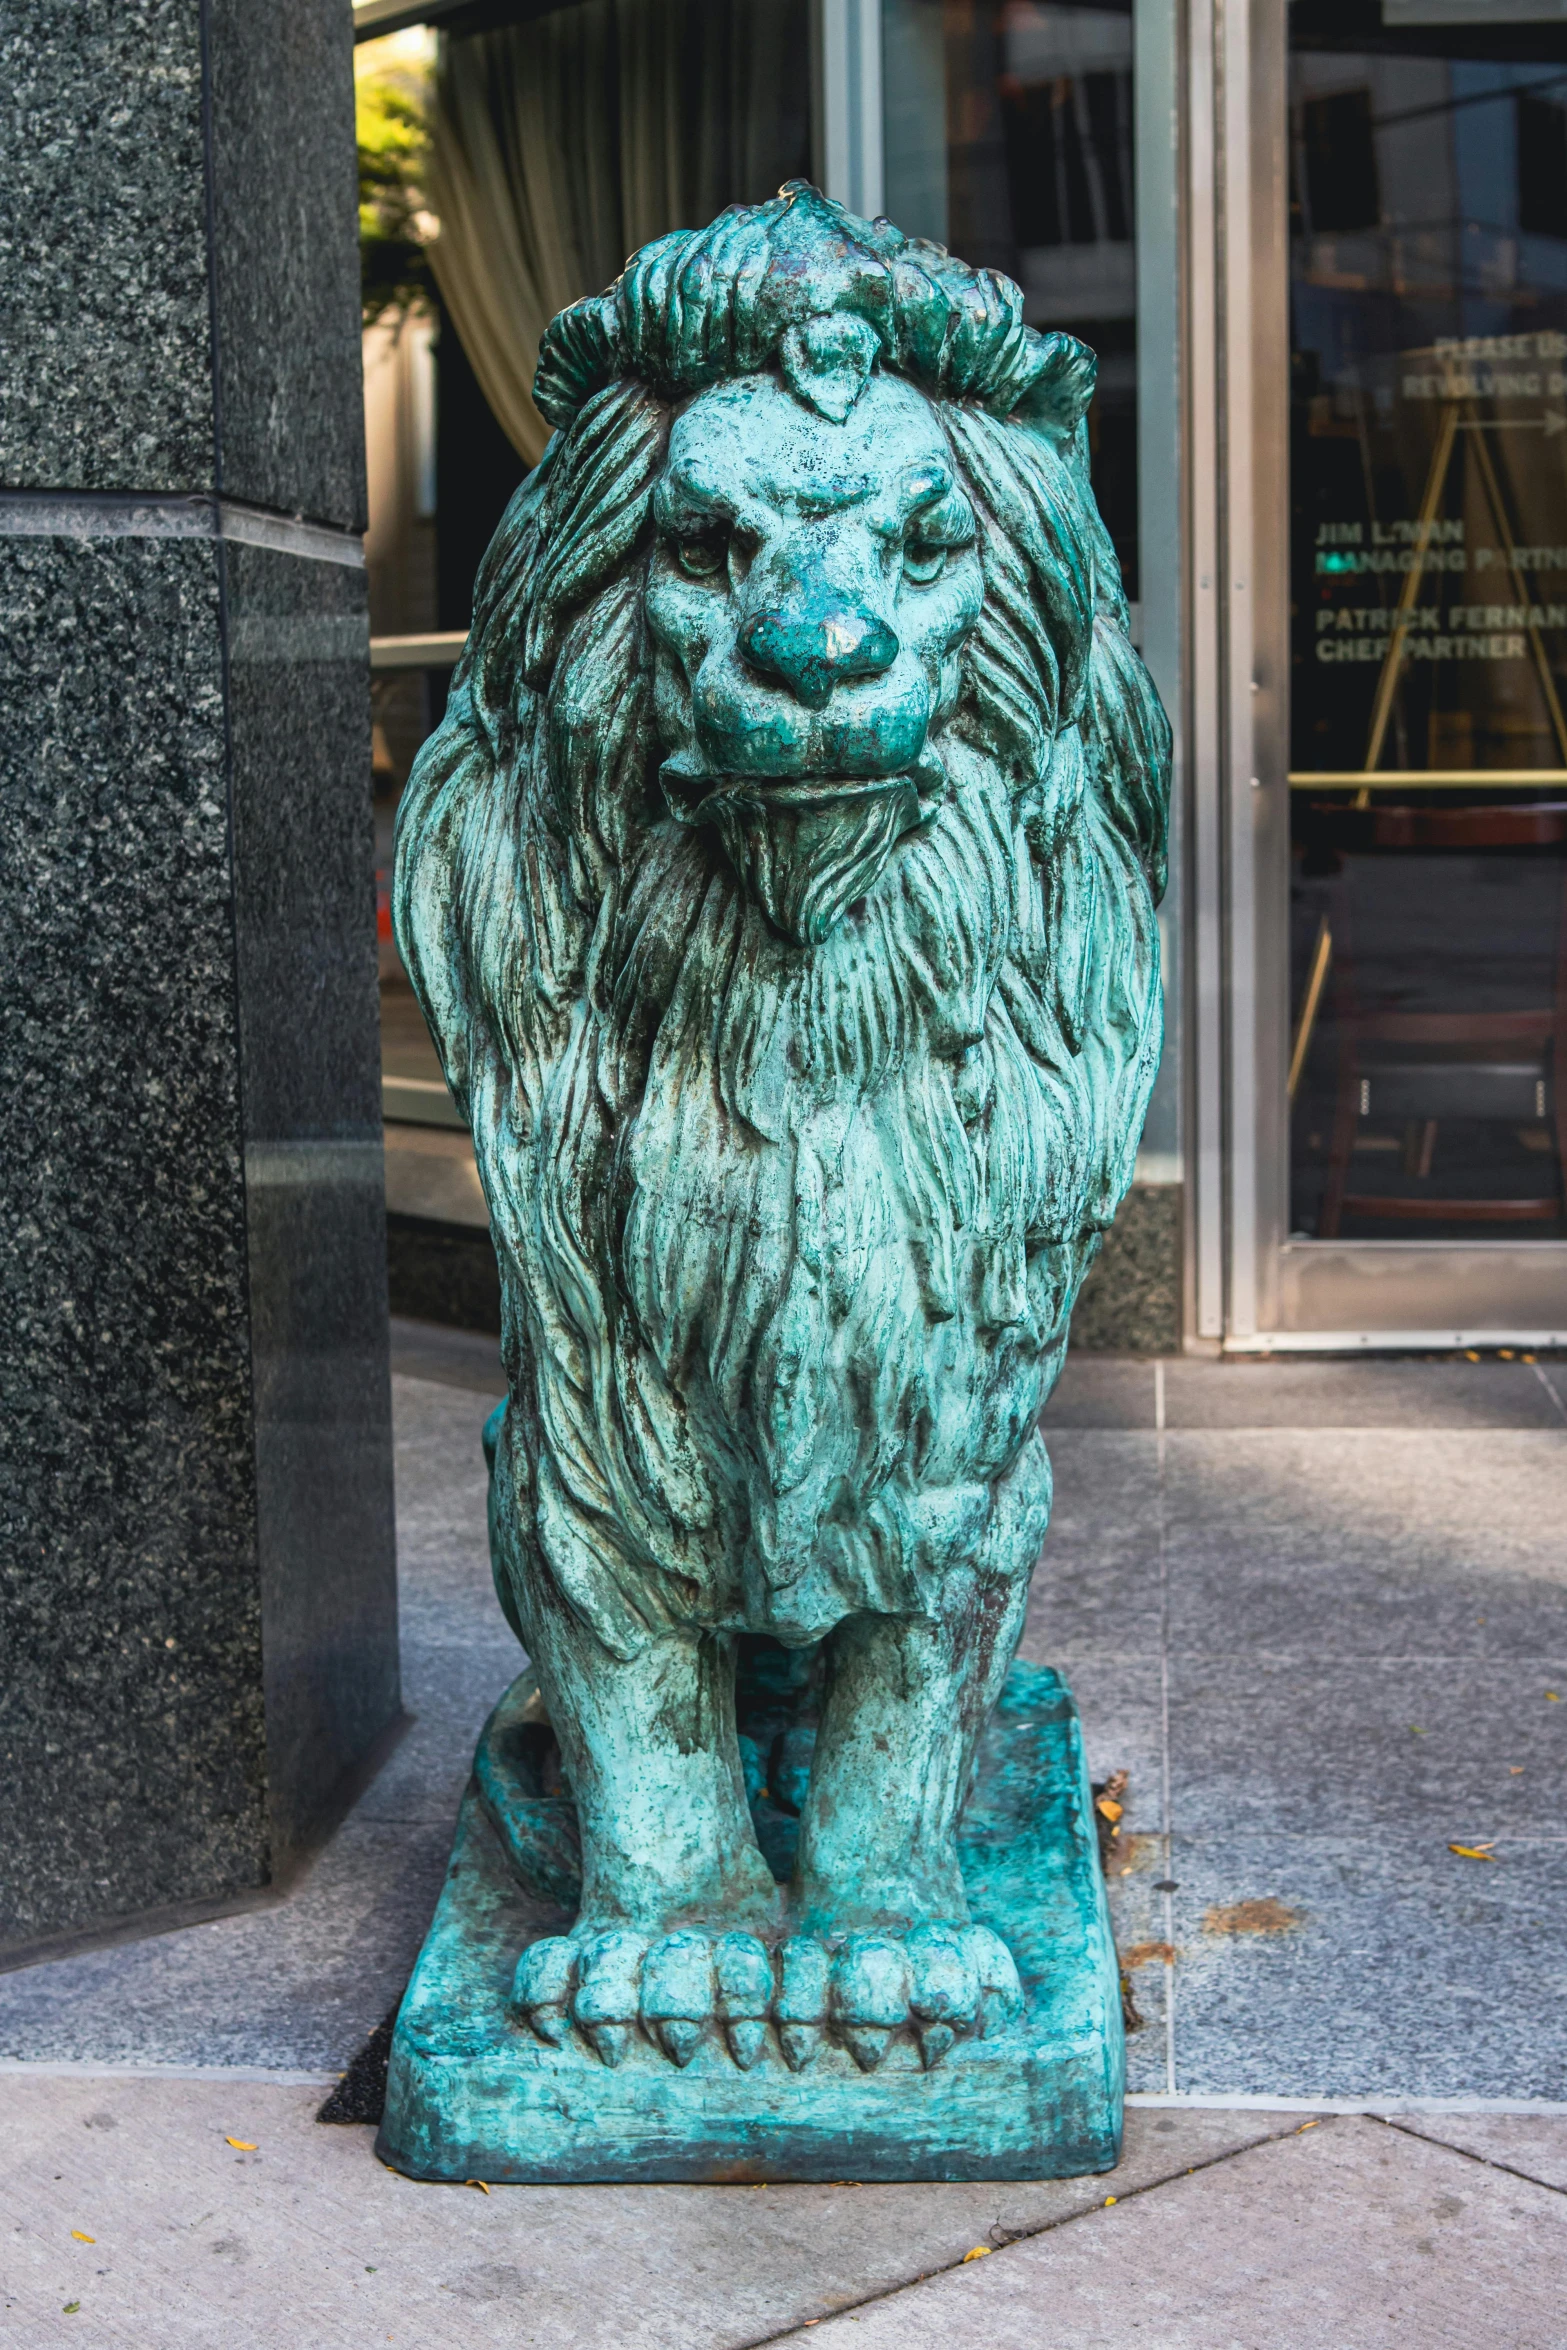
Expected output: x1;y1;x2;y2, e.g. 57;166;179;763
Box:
883;0;1138;591
360;0;816;1155
1287;2;1567;1243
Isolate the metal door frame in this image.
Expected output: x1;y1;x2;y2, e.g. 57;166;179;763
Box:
1184;0;1567;1350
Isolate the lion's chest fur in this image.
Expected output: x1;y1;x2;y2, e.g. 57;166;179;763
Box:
515;794;1075;1629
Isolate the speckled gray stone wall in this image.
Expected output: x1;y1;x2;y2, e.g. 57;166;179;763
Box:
0;1;213;491
0;534;265;1943
207;0;367;526
0;4;397;1951
1072;1184;1184;1355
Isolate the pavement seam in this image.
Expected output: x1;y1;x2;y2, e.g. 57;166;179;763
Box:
1533;1361;1567;1425
1373;2111;1567;2200
725;2117;1326;2350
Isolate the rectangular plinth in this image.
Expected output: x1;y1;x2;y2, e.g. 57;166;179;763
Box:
377;1663;1124;2183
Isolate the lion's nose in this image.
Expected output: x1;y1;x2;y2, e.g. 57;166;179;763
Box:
738;601;898;711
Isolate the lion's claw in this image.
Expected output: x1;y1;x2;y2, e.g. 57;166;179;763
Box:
776;1933;830;2071
715;1932;773;2070
511;1933;575;2046
510;1922;1023;2068
904;1924;979;2069
571;1928;643;2067
641;1932;713;2067
832;1934;908;2072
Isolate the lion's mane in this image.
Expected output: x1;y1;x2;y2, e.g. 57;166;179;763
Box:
395;186;1170;1660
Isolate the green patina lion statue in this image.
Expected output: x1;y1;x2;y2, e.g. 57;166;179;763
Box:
394;183;1169;2082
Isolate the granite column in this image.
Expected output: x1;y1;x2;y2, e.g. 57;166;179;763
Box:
0;0;401;1952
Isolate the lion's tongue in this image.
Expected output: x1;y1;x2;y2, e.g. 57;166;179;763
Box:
712;778;921;945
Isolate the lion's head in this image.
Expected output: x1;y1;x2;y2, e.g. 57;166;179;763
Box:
395;185;1170;1640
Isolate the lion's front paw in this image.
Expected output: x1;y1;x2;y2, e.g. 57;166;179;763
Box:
511;1927;777;2070
819;1925;1023;2074
510;1922;1022;2071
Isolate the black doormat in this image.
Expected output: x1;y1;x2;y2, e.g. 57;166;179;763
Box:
318;2003;402;2125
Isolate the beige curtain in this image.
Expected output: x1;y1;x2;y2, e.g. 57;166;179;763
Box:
427;0;809;464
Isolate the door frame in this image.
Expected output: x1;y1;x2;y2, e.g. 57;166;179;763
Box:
1183;0;1567;1350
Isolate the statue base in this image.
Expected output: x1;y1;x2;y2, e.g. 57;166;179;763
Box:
376;1663;1124;2183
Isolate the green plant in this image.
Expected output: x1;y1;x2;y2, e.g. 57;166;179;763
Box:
357;71;434;325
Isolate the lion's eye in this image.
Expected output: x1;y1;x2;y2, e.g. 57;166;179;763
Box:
674;532;729;580
902;542;947;586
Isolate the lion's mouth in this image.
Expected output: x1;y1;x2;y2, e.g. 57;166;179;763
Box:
659;748;947;945
660;745;945;822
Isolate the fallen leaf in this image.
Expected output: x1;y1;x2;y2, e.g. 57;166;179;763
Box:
70;2232;94;2244
1510;1767;1525;1775
1448;1843;1497;1861
465;2179;491;2194
1095;1797;1124;1824
1103;2195;1118;2206
63;2303;80;2316
1548;1692;1561;1703
1121;1941;1175;1970
1297;2119;1320;2133
1464;1349;1480;1361
962;2244;992;2261
224;2137;257;2151
1202;1897;1300;1936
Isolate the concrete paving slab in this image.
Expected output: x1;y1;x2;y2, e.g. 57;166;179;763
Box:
1162;1356;1565;1430
0;2078;1289;2350
0;1815;445;2072
1165;1649;1567;1839
1388;2111;1567;2193
1040;1358;1157;1429
767;2114;1567;2349
1012;1650;1165;1832
390;1372;501;1601
1107;1860;1175;2096
1030;1430;1164;1655
1164;1429;1567;1660
1164;1832;1567;2100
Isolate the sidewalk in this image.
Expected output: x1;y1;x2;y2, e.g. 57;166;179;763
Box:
2;1330;1564;2345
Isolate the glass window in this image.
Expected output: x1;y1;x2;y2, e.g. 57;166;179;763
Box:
357;0;814;1163
883;0;1139;595
1287;1;1567;1243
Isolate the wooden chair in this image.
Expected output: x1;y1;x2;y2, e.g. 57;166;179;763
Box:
1310;802;1567;1237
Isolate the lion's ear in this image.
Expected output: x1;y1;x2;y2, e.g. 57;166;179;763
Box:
1009;332;1098;445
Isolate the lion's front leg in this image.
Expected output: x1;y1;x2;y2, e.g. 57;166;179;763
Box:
792;1585;1027;1933
530;1598;781;1936
778;1496;1035;2069
511;1583;782;2064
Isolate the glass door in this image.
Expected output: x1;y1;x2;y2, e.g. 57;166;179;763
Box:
1287;1;1567;1265
1209;0;1567;1344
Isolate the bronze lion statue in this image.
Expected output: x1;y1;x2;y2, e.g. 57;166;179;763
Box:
395;184;1169;2076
